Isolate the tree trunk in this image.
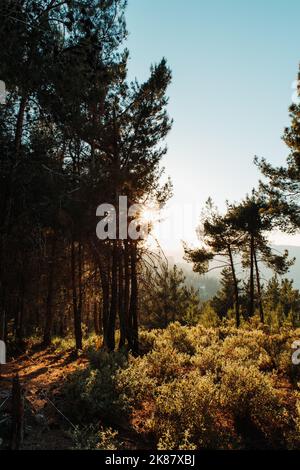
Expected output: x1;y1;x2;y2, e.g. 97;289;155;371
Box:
0;283;7;341
43;237;56;347
107;243;118;351
71;240;82;351
249;234;255;317
93;301;100;335
254;248;264;323
228;245;240;327
77;242;83;342
15;281;25;345
99;260;109;346
128;242;138;355
15;94;28;159
124;240;130;347
118;245;126;349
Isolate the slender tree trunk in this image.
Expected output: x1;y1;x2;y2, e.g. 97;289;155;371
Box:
58;288;66;337
129;242;138;355
15;94;28;159
107;242;118;351
228;245;240;327
93;301;100;335
77;242;83;343
118;245;126;349
249;234;255;317
99;261;109;346
0;283;6;341
253;248;264;323
71;240;82;351
43;237;56;347
15;281;25;345
124;240;130;347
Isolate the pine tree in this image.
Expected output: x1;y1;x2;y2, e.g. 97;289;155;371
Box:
0;1;173;352
184;199;243;327
226;193;294;322
141;263;200;328
255;65;300;231
211;268;236;319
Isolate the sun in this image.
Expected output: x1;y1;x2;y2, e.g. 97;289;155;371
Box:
140;207;158;225
138;205;161;248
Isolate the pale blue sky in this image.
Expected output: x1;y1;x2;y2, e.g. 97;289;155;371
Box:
126;0;300;254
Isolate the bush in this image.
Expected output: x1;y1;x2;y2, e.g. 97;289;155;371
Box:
138;329;158;354
219;363;290;448
71;424;121;450
62;321;300;449
148;371;231;449
155;322;196;356
62;351;127;423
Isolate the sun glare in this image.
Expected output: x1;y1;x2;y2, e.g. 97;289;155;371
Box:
140;207;158;225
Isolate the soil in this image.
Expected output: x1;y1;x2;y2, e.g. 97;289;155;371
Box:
0;348;87;449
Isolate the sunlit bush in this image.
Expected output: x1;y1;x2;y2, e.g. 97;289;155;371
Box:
61;320;300;449
62;351;127;422
148;371;231;449
71;424;121;450
219;363;290;447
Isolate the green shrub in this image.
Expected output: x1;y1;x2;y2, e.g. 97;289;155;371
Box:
71;424;121;450
116;355;158;408
138;329;158;354
62;351;127;422
147;371;234;449
155;322;196;356
62;321;300;450
219;363;290;447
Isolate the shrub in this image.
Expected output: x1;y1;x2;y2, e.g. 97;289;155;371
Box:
116;355;158;408
155;322;196;356
221;330;272;370
62;321;300;450
147;371;234;449
62;351;127;422
219;363;290;448
71;424;121;450
138;329;158;354
199;303;220;327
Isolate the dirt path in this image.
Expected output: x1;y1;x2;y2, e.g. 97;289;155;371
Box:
0;349;88;449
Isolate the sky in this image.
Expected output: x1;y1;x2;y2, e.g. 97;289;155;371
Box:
125;0;300;258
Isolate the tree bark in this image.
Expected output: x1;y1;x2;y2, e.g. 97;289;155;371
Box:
228;245;240;327
15;280;25;345
118;245;126;349
93;301;100;335
128;242;138;355
107;242;118;351
249;234;255;317
71;240;83;351
254;248;264;323
124;240;130;347
15;94;28;159
43;237;56;347
99;259;109;346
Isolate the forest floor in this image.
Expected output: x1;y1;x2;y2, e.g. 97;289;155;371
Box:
0;348;88;449
0;347;148;450
1;325;298;450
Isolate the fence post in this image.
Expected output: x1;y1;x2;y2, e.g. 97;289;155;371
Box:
10;374;24;450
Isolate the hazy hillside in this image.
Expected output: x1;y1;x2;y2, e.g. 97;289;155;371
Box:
170;245;300;299
273;246;300;289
